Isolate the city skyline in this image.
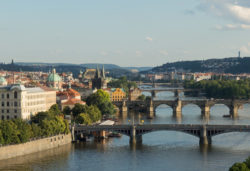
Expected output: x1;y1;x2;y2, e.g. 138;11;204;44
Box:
1;0;250;67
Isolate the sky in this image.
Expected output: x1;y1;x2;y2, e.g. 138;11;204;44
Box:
0;0;250;67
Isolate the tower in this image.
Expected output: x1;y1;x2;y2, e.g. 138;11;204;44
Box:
238;51;241;58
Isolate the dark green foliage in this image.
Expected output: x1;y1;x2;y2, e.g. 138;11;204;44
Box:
76;113;92;125
0;120;20;145
229;156;250;171
13;119;32;143
86;89;116;116
72;103;87;118
63;106;71;115
49;104;61;116
137;94;146;101
229;163;249;171
0;105;70;145
184;80;250;99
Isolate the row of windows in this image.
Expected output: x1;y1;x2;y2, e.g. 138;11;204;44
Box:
1;101;19;107
1;92;18;99
1;109;18;113
27;94;44;100
1;115;18;120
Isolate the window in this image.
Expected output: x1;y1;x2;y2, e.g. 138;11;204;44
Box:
7;115;9;120
14;115;17;119
7;102;9;107
7;110;9;113
7;94;9;99
1;102;4;107
1;110;4;113
14;91;18;99
14;109;17;113
1;94;4;99
14;102;18;107
1;116;4;120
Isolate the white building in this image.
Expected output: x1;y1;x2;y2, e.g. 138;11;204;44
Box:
0;84;56;120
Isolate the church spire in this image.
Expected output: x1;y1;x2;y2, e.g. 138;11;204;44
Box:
102;65;105;79
95;65;101;78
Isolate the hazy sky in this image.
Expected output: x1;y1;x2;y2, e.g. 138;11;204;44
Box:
1;0;250;67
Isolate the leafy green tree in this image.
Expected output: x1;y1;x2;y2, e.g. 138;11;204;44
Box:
86;89;115;115
137;94;146;101
0;129;4;145
229;162;249;171
86;105;102;122
63;106;71;115
63;119;70;134
76;113;92;125
13;119;32;143
0;120;20;145
49;104;61;116
31;123;42;138
72;103;87;118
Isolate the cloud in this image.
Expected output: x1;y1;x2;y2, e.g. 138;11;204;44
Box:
159;50;168;56
184;10;195;15
198;0;250;24
145;36;153;41
214;24;250;30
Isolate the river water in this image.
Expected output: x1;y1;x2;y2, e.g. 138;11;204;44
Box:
1;90;250;171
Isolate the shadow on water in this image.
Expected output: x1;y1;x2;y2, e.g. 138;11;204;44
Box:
0;144;72;171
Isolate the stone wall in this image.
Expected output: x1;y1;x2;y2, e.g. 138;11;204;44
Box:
0;134;72;161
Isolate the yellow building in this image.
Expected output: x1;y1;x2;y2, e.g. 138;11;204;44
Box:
110;88;126;101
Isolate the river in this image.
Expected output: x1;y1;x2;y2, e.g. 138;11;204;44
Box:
1;90;250;171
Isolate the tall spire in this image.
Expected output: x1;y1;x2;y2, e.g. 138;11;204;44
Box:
102;65;105;79
95;65;100;78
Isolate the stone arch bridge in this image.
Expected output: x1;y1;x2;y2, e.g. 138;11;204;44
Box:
113;99;250;118
140;88;201;97
73;124;250;145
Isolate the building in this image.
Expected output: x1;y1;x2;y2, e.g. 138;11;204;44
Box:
57;87;85;109
47;69;62;90
0;84;56;120
110;88;126;101
91;65;107;90
129;88;142;101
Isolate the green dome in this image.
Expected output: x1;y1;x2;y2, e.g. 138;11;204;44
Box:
47;69;61;82
0;76;7;85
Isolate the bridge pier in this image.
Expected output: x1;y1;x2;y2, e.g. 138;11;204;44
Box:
173;99;182;117
147;100;155;119
129;126;142;145
174;90;179;97
151;91;156;98
229;104;239;118
199;126;212;145
201;103;210;118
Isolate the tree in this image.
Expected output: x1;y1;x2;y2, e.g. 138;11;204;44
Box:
49;104;61;116
72;103;87;118
0;120;20;145
137;94;146;101
31;111;52;124
229;162;249;171
63;106;71;115
13;119;32;143
76;113;92;125
86;89;115;115
86;105;102;122
31;123;42;138
0;129;4;145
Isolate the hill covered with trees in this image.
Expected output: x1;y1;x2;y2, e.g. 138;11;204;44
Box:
149;57;250;74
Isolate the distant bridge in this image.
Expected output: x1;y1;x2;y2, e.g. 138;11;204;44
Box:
113;99;250;118
139;87;201;97
73;124;250;145
136;82;183;88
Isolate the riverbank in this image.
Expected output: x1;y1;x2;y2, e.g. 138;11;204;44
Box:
0;133;72;161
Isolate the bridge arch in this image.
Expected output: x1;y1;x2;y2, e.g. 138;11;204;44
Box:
210;103;230;116
182;103;202;116
137;129;200;138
